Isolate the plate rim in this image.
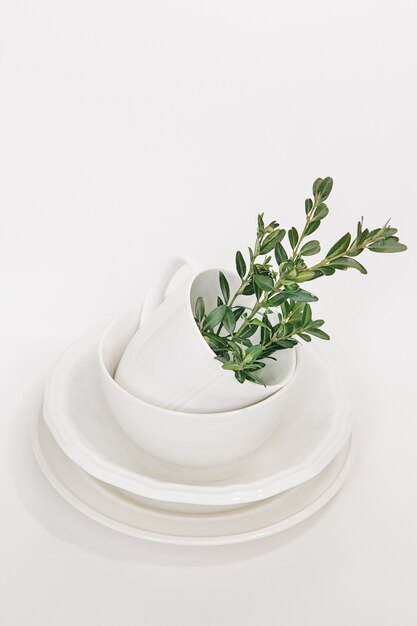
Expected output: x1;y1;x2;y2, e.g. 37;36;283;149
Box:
32;412;354;546
43;324;352;505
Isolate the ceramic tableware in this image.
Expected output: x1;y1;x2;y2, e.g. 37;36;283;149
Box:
33;411;353;546
115;258;297;413
102;308;298;466
43;321;352;503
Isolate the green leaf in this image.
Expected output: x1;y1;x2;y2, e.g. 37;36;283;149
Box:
253;274;275;292
243;372;266;386
203;332;229;347
235;371;246;384
217;296;223;307
244;361;266;371
235;251;246;279
299;240;321;256
308;328;330;340
305;198;313;215
305;219;321;235
280;300;289;317
257;213;265;234
345;244;362;257
268;292;289;307
260;233;274;252
204;332;229;351
233;306;246;322
242;279;255;295
195;296;205;322
314;203;329;220
291;305;305;323
241;338;254;348
227;340;244;358
274;338;298;348
295;270;321;282
277;321;289;337
222;361;241;371
260;314;272;344
318;177;333;201
298;332;312;342
309;319;325;328
288;227;299;250
203;304;227;330
274;229;286;244
326;232;352;258
249;318;271;330
223;307;236;334
285;275;302;288
243;344;264;364
329;257;367;274
383;228;398;237
219;271;230;303
313;178;323;196
282;281;298;292
253;280;262;300
275;242;288;264
238;325;258;339
214;355;229;364
368;238;407;253
260;230;284;254
302;303;312;326
286;288;318;302
319;266;336;276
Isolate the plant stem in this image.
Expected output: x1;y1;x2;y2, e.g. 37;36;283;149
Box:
308;230;385;273
232;301;263;339
232;277;285;340
292;195;321;259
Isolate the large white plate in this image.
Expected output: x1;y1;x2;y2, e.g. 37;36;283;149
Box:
43;325;351;506
32;413;353;546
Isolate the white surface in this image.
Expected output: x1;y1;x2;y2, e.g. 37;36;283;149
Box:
44;320;350;504
32;413;353;545
1;1;416;624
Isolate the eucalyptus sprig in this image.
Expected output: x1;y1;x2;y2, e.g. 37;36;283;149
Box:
194;177;407;385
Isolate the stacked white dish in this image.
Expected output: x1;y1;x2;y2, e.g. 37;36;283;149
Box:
33;299;353;545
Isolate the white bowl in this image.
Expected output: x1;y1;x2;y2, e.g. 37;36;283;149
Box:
43;322;351;505
98;308;299;467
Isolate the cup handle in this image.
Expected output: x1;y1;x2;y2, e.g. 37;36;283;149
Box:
140;256;194;324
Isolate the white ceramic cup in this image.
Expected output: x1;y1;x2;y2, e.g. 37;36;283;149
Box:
115;258;297;413
99;308;301;467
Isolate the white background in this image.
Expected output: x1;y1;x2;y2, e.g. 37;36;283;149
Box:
1;1;417;624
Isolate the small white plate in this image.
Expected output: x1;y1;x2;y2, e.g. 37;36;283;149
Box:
32;412;353;546
43;325;351;506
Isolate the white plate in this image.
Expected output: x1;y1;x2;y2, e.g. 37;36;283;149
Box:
32;412;354;546
43;325;351;506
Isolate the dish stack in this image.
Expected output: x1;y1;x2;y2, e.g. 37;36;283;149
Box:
33;261;352;546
